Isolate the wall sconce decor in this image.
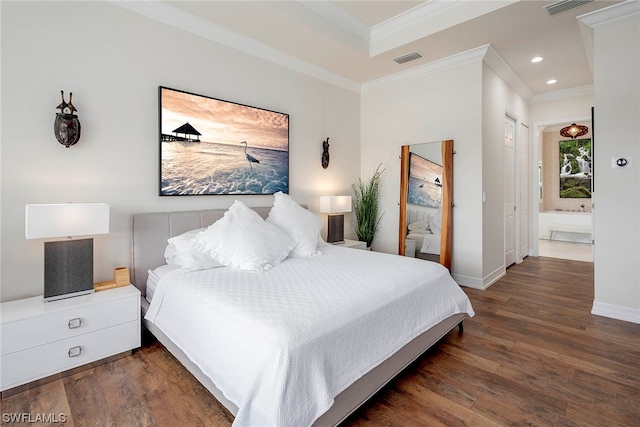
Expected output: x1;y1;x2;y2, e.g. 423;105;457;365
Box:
320;195;352;243
321;137;330;169
560;123;588;139
26;203;109;301
54;90;81;148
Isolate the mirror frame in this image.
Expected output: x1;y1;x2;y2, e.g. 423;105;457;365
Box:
399;140;453;270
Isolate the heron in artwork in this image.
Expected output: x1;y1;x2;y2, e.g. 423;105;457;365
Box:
241;141;260;169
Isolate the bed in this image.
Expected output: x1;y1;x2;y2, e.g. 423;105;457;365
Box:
406;208;442;261
132;200;473;427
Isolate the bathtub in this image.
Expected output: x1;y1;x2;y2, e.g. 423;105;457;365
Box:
539;211;592;244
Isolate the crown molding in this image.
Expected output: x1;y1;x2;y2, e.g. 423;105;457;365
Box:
530;85;594;104
577;19;595;79
370;0;460;55
369;0;518;57
578;0;640;29
362;45;489;93
362;43;533;98
271;1;368;55
109;0;361;93
577;0;639;82
295;0;370;42
483;45;535;101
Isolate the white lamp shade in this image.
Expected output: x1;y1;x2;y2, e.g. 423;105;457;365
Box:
26;203;110;239
320;196;352;214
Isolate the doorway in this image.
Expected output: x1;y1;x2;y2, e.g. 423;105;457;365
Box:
533;118;593;262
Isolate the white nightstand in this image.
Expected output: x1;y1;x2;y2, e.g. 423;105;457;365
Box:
405;239;416;257
0;285;140;394
333;239;368;250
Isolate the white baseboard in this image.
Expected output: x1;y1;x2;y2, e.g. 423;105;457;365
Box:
591;301;640;324
453;265;505;290
452;273;485;289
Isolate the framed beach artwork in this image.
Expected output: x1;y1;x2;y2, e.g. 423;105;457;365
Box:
559;138;591;198
158;86;289;196
407;152;443;208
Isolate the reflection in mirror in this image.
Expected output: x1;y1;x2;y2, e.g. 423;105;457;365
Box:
399;140;453;270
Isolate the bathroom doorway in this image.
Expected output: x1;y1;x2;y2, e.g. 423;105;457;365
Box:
535;119;593;262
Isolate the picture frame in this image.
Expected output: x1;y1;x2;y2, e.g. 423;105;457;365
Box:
158;86;289;196
559;138;591;198
407;152;443;208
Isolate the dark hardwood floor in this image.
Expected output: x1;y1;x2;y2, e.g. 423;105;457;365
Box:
2;256;639;426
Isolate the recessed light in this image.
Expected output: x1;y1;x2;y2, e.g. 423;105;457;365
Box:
531;56;543;63
547;79;557;84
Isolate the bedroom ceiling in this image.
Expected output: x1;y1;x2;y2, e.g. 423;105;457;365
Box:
156;0;623;96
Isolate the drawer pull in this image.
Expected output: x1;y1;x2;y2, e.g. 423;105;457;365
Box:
68;346;82;358
68;318;82;329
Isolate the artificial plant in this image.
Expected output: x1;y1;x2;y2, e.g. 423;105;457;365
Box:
352;164;385;248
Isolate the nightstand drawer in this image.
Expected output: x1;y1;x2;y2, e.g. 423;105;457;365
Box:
0;294;138;355
1;321;139;390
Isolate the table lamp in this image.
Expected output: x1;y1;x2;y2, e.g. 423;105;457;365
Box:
25;203;109;302
320;196;352;244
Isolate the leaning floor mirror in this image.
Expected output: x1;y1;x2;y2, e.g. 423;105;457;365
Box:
399;140;453;270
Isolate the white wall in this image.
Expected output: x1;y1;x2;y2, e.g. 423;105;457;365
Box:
591;12;640;323
530;93;594;124
0;1;361;302
481;63;529;284
361;59;484;283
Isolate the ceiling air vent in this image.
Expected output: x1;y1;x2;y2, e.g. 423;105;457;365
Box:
393;51;423;65
545;0;593;16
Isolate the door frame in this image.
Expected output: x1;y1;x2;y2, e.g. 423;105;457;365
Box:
519;122;530;263
530;115;592;257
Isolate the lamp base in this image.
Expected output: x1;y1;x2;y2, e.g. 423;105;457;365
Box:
326;214;345;244
44;238;95;302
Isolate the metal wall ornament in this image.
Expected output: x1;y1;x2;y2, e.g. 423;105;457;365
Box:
321;137;330;169
54;90;81;148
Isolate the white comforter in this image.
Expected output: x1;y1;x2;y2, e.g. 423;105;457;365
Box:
145;245;473;427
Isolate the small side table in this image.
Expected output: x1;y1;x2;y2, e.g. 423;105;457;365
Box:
0;285;140;395
334;239;367;250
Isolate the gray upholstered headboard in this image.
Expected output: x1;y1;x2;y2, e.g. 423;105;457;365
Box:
130;207;271;296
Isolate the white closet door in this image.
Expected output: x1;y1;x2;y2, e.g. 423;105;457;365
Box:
505;117;516;267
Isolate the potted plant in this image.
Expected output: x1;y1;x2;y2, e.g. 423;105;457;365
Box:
352;164;385;248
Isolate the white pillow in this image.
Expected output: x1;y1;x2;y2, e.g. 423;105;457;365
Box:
408;220;430;232
407;231;432;240
267;192;323;257
164;228;203;264
194;200;297;271
165;228;224;271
